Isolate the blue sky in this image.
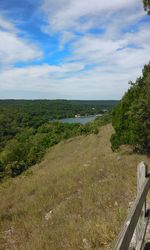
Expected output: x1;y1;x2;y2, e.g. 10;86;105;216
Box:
0;0;150;100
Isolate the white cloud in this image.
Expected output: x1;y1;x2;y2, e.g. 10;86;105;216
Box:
42;0;140;33
2;19;149;99
0;62;85;91
0;1;149;99
71;22;150;66
0;16;18;32
0;61;134;99
0;15;43;67
0;31;42;65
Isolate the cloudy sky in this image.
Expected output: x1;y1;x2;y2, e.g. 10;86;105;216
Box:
0;0;150;100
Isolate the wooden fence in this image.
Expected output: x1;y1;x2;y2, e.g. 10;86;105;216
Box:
114;162;150;250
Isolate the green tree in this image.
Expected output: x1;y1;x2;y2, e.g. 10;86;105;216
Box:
111;63;150;154
143;0;150;14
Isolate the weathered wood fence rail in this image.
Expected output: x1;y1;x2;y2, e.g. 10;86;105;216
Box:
114;162;150;250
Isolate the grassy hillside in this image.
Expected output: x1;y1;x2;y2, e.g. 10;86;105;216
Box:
0;124;149;250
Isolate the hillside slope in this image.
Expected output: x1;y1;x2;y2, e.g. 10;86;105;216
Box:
0;124;149;250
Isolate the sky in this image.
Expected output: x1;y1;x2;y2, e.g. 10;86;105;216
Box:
0;0;150;100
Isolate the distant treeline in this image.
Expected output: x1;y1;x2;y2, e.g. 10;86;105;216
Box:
0;99;115;180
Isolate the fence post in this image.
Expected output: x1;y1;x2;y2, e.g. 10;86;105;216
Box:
136;162;148;250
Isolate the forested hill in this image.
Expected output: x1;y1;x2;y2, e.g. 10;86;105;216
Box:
0;99;117;135
0;99;118;119
0;100;117;180
0;99;117;148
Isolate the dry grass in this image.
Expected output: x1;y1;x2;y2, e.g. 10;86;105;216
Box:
0;124;149;250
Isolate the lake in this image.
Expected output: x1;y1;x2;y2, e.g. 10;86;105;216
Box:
54;115;102;124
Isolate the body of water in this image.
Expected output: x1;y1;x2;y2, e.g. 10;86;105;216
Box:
54;115;102;124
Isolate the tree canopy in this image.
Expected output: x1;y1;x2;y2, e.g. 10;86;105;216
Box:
143;0;150;14
111;62;150;154
0;99;113;180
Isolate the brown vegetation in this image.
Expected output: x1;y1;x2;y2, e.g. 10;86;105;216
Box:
0;124;149;250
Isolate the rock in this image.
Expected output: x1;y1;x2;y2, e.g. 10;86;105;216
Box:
83;163;90;167
114;201;118;206
117;156;122;161
83;238;90;249
45;210;53;221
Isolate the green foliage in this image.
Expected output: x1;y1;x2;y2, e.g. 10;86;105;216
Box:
0;98;115;180
143;0;150;14
0;112;112;180
111;63;150;154
0;160;5;180
0;99;117;152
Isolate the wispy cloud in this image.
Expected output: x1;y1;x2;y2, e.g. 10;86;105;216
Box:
0;0;149;99
0;15;17;32
42;0;139;32
0;15;43;68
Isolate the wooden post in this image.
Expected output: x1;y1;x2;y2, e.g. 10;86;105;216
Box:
113;162;150;250
136;162;148;250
